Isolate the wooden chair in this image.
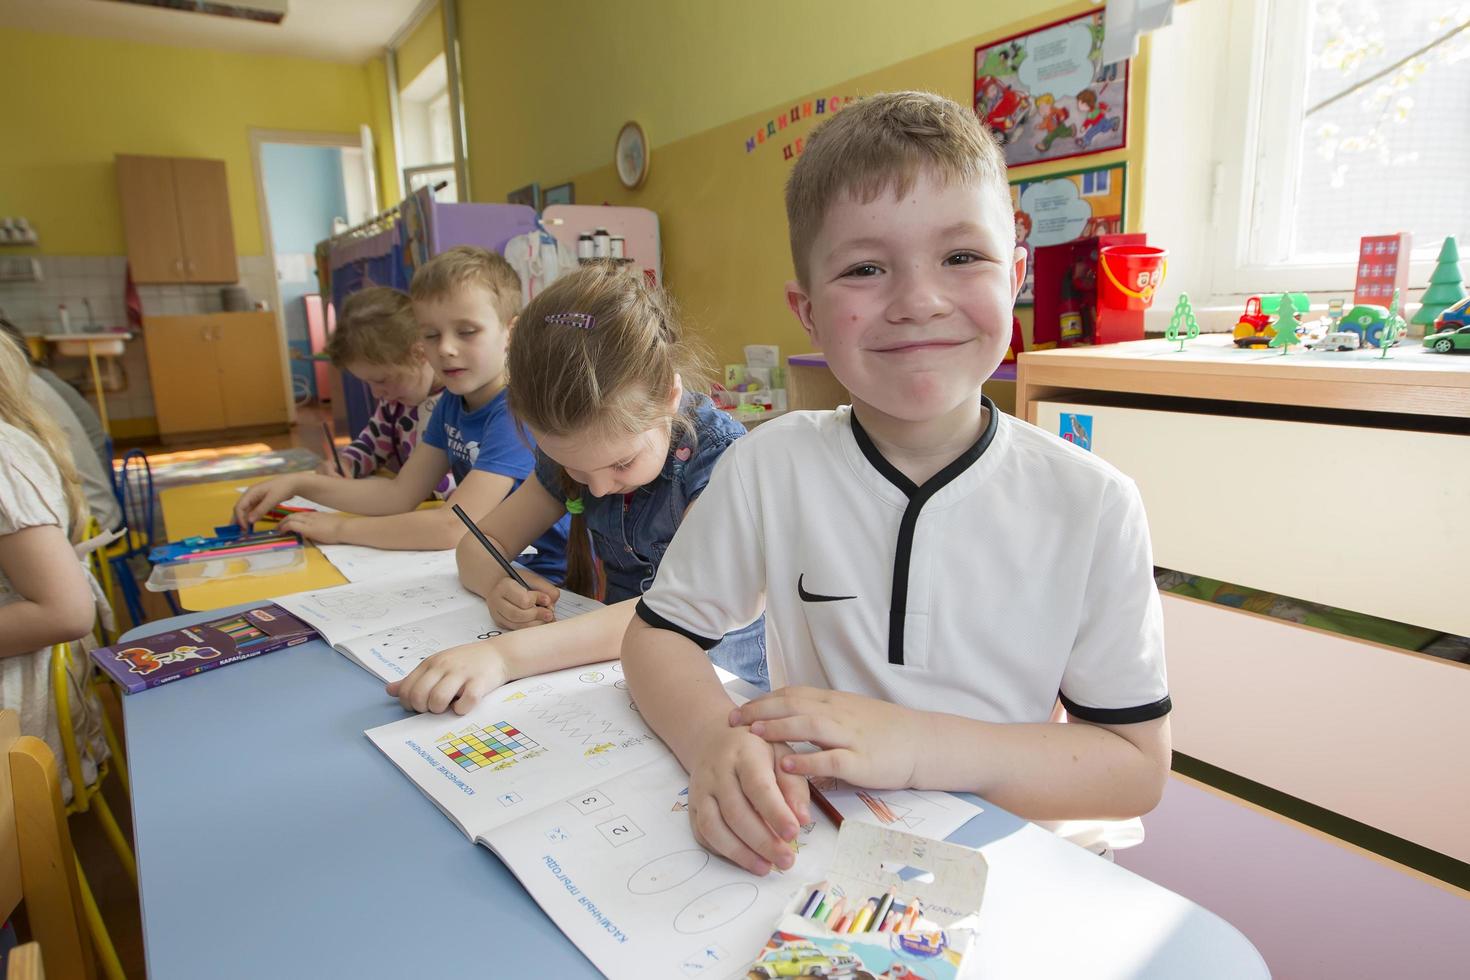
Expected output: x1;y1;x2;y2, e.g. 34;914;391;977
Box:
1;709;97;980
6;941;45;979
48;646;130;980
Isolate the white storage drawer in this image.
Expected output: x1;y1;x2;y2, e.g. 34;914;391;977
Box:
1035;400;1469;636
1162;593;1470;862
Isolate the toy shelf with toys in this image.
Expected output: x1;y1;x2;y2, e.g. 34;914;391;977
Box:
1016;335;1470;866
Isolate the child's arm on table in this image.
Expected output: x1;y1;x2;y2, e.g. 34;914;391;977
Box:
623;616;810;877
388;597;636;713
235;440;450;526
0;524;95;658
732;692;1170;820
455;475;565;627
279;467;514;551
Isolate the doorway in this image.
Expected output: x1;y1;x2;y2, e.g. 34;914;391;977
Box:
249;130;375;421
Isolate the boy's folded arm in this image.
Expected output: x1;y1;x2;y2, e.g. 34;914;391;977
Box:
622;615;735;765
917;709;1171;821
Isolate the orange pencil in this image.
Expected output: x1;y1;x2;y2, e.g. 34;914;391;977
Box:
822;897;847;929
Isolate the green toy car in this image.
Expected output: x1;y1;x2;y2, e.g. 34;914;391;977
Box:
1339;304;1394;348
1423;324;1470;353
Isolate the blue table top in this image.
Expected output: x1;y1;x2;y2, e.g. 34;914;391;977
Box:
122;605;1265;979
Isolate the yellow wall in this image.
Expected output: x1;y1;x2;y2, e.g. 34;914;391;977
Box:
395;5;444;90
366;56;402;210
459;0;1069;202
457;1;1146;365
0;27;396;256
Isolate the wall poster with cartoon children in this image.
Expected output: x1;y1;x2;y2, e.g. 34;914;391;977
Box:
1010;163;1126;305
974;9;1127;168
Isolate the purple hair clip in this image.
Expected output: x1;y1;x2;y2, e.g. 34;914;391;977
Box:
544;312;597;330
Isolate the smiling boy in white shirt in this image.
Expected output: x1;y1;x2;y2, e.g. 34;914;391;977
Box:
624;91;1172;875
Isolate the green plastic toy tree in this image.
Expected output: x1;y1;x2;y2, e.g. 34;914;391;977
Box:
1380;290;1404;357
1165;292;1200;351
1268;293;1300;354
1412;236;1464;327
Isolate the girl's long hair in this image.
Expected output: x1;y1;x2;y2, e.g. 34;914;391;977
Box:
508;263;713;597
0;333;86;536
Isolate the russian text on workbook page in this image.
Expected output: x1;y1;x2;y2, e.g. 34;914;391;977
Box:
366;662;837;979
274;572;602;683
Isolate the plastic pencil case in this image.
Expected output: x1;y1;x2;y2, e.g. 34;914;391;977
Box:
144;546;306;592
747;822;986;980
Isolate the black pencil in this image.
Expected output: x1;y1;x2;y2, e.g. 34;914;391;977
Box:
451;504;531;590
322;421;346;477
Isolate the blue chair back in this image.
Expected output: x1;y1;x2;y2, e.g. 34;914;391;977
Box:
114;449;157;558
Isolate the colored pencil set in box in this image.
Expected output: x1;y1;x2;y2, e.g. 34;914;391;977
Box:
746;822;987;980
89;604;317;693
148;525;303;566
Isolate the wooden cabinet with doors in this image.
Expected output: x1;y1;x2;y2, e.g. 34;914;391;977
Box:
116;155;238;283
143;313;289;438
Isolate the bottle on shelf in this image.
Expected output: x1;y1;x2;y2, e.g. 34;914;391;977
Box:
576;234;594;260
57;303;71;334
610;236;626;260
592;228;611;259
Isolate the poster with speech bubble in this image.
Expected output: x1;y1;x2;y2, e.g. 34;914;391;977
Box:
1010;163;1127;305
974;10;1127;168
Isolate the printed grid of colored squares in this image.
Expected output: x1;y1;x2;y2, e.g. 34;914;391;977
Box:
436;722;539;771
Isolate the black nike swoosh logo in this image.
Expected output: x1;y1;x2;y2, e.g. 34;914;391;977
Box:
798;574;856;603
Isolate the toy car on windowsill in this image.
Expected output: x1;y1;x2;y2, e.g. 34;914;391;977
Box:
1430;296;1470;334
1306;330;1362;352
1424;324;1470;353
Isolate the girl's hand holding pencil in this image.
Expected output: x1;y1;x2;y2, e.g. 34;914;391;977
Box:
449;504;559;629
485;571;560;629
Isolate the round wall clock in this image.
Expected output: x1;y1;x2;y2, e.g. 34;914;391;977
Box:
615;121;649;190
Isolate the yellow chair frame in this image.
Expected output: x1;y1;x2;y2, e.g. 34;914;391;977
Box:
49;643;131;980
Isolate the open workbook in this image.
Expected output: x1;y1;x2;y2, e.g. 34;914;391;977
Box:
367;662;840;979
274;572;603;684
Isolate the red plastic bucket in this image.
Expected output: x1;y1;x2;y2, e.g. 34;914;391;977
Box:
1099;244;1168;311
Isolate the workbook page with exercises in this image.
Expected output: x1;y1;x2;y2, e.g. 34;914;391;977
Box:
367;663;838;980
274;573;603;683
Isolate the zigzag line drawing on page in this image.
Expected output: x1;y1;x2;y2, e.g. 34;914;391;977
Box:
506;684;654;749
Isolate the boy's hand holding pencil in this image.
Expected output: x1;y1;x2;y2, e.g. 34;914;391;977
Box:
730;686;932;790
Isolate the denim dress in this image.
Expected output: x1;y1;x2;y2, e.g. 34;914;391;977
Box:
533;395;769;688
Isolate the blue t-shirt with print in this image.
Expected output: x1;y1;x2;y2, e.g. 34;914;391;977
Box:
533;394;768;688
423;388;569;583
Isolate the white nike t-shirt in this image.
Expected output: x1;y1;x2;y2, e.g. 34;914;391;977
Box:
637;399;1170;850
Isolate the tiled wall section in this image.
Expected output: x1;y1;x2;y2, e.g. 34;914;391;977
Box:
0;255;276;421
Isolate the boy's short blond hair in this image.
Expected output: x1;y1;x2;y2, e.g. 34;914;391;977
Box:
785;91;1012;284
409;245;523;326
325;286;420;368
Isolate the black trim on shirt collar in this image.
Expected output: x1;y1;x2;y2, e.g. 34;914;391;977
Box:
850;398;1000;666
1059;692;1174;725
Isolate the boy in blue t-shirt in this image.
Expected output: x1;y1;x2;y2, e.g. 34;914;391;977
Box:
236;247;568;582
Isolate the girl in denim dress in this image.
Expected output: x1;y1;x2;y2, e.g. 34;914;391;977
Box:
388;264;767;715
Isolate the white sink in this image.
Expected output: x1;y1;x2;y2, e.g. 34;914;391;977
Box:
44;334;130;357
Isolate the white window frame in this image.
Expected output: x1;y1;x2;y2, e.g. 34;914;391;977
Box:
1145;0;1457;327
1217;0;1461;295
